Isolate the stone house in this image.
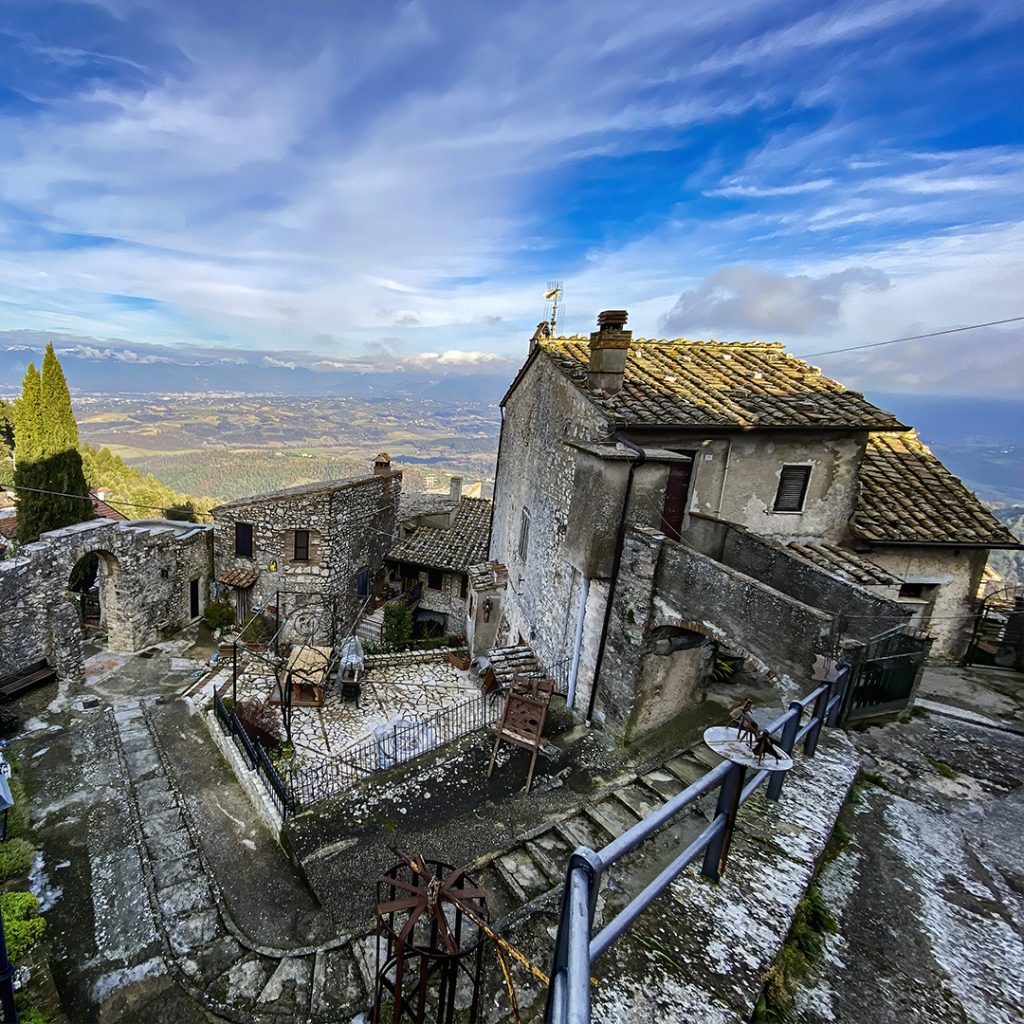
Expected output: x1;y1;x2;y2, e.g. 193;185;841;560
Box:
385;477;491;637
0;516;212;684
488;310;1019;738
211;455;401;643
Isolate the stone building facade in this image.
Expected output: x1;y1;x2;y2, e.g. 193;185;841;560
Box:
0;517;212;684
488;310;1019;738
211;458;402;643
386;480;491;636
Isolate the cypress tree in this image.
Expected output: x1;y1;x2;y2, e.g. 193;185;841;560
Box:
13;363;45;542
14;348;93;543
0;399;13;487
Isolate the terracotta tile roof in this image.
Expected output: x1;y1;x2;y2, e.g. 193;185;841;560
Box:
388;497;491;574
537;337;905;430
91;493;128;521
852;432;1021;547
218;566;259;588
212;471;399;512
786;540;902;587
468;561;508;591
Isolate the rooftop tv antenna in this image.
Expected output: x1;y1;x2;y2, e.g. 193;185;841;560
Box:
543;282;563;336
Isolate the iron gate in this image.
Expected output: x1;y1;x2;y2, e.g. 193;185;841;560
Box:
840;624;932;722
963;586;1024;671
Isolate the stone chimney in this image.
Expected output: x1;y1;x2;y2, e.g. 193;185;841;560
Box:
587;310;631;395
449;475;463;503
373;452;392;476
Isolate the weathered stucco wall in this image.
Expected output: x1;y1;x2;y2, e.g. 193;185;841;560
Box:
864;546;988;662
0;518;212;683
212;471;401;639
490;355;608;699
412;570;466;629
624;431;867;543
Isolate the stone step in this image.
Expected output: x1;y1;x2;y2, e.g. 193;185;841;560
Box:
310;945;367;1019
554;813;614;853
212;954;277;1009
525;829;574;887
585;796;642;839
611;781;667;821
256;955;313;1016
474;863;522;924
640;766;691;800
663;751;711;786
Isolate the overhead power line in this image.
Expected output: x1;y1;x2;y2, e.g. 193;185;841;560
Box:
4;483;213;520
804;316;1024;358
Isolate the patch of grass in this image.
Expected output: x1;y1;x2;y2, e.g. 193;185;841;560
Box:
821;820;850;866
926;757;958;779
754;884;836;1023
858;770;890;790
5;777;31;840
1;892;45;961
0;838;35;882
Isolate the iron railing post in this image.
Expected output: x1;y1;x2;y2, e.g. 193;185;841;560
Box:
827;671;845;726
701;760;744;881
804;681;831;757
766;701;802;801
544;849;602;1024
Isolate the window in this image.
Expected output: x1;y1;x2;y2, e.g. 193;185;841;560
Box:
427;568;443;591
460;574;468;600
293;529;310;562
773;465;812;512
899;582;937;600
356;568;370;599
234;522;253;556
518;507;531;561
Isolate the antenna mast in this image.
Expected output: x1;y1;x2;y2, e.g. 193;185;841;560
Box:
543;281;563;336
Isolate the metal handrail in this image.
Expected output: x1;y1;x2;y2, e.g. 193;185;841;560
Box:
545;677;845;1024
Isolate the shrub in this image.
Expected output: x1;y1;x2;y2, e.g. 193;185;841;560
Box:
382;603;413;651
1;891;45;961
234;700;282;752
5;777;30;840
203;601;236;632
0;838;35;881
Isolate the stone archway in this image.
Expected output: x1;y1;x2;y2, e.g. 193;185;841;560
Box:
67;548;124;649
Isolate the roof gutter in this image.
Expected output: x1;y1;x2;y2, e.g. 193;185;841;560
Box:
585;433;647;725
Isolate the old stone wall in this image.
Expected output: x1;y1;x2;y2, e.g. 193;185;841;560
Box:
212;472;401;640
490;356;608;694
0;518;212;683
595;527;841;738
865;546;988;662
411;570;466;629
683;515;908;641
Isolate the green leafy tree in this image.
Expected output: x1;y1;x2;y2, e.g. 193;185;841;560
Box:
382;602;413;651
14;346;93;542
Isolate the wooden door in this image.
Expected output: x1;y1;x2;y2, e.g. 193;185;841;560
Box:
661;457;695;541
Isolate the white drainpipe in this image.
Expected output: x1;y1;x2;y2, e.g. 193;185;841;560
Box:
566;574;590;711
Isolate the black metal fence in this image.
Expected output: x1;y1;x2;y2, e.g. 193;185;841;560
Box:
212;690;295;820
286;688;505;808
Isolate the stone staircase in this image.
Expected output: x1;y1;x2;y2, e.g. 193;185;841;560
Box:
108;696;845;1023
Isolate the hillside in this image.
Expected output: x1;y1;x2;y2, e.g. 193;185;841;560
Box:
989;508;1024;588
80;443;214;521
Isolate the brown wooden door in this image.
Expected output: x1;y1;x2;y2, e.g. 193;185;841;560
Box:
662;457;695;541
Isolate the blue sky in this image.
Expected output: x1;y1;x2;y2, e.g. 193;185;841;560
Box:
0;0;1021;393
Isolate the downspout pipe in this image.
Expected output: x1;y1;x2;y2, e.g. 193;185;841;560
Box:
585;433;647;724
566;573;590;710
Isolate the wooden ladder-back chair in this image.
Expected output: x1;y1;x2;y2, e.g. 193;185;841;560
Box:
486;675;555;793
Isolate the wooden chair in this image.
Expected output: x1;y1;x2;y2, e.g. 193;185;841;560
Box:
486;676;554;793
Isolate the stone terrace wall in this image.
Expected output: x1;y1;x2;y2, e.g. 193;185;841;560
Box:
597;527;842;738
684;514;908;641
0;519;212;684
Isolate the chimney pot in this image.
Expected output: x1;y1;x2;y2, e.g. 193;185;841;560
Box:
588;309;632;395
449;476;463;503
373;452;392;476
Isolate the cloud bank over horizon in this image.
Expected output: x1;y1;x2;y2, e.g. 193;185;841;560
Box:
0;0;1021;395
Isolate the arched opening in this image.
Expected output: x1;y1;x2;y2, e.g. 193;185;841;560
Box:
67;549;120;649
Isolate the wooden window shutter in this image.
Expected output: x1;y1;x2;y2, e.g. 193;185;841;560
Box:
774;466;812;512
